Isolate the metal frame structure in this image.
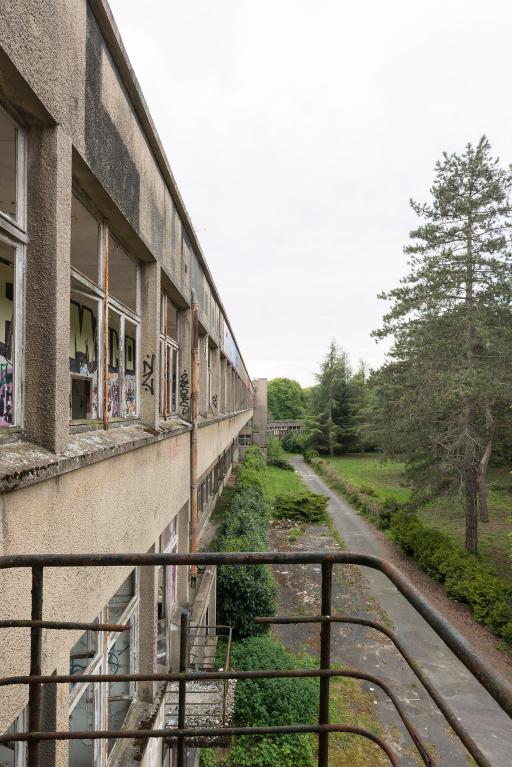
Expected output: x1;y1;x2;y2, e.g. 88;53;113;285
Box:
0;551;511;767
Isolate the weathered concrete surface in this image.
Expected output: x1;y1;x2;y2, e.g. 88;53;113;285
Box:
290;455;512;766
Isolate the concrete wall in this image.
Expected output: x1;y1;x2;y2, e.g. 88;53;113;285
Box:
252;379;268;451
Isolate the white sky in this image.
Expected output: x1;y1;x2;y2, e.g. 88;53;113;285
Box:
109;0;512;386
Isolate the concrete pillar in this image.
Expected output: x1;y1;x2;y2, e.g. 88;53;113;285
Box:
252;378;268;450
177;501;189;608
25;125;71;452
211;346;221;415
199;333;208;418
178;308;191;420
140;262;161;429
138;545;159;702
220;355;226;414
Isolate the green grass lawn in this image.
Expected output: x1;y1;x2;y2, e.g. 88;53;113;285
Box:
261;464;307;503
324;454;512;582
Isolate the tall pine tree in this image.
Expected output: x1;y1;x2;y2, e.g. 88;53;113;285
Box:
308;340;351;455
374;137;512;552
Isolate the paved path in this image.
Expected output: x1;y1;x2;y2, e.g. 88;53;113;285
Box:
290;455;512;766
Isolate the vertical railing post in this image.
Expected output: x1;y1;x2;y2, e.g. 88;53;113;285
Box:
177;609;190;767
318;562;332;767
27;566;44;767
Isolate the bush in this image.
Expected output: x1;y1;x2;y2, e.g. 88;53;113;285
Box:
216;451;277;639
217;561;277;639
229;636;318;767
282;432;308;454
304;448;319;463
243;445;267;471
274;491;328;523
310;456;512;644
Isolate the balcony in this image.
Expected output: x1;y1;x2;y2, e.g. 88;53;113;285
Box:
0;551;511;767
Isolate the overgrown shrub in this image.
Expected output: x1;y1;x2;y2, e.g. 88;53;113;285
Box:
304;448;319;463
310;456;512;644
274;491;328;523
243;445;267;471
229;636;318;767
216;453;277;639
282;432;308;454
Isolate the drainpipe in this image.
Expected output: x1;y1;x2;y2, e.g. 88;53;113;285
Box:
190;290;199;584
102;222;109;431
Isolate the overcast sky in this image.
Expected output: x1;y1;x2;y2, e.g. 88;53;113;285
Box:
109;0;512;387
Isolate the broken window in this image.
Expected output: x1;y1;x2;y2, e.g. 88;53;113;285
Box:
70;194;141;422
0;109;25;430
107;572;138;751
0;708;27;767
158;516;179;666
0;107;24;225
69;618;105;767
160;292;179;417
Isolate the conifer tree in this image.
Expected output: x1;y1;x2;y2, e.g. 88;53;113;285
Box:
308;340;351;455
374;137;512;552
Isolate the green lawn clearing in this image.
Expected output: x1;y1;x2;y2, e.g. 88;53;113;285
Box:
324;454;512;583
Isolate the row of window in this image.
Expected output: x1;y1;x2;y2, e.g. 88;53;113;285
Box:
0;105;252;431
198;440;237;518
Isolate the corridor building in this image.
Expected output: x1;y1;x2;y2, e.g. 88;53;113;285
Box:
0;1;255;764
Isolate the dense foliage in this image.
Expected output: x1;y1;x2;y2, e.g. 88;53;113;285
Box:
310;456;512;643
273;491;328;523
228;636;319;767
268;378;305;420
216;447;277;638
372;137;512;552
266;435;294;470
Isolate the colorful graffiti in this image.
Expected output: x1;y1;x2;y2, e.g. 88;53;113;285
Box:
223;324;239;369
0;357;13;426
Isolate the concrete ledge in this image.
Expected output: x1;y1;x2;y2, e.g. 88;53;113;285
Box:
0;419;191;494
198;408;252;429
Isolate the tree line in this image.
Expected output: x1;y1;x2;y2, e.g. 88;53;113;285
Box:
270;137;512;554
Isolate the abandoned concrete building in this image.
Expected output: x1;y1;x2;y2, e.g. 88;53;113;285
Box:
0;1;260;765
267;419;305;439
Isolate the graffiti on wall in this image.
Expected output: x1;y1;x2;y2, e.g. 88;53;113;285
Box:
142;353;155;395
179;370;189;415
223;324;239;369
69;299;98;419
124;335;137;416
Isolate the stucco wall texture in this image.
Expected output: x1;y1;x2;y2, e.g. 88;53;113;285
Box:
0;411;251;729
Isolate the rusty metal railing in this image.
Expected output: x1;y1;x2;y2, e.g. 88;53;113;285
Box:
0;551;511;767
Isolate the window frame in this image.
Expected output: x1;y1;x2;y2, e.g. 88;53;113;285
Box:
70;191;141;423
159;291;180;417
0;107;26;431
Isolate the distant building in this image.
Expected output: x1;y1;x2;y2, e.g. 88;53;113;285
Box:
239;379;268;456
267;419;305;439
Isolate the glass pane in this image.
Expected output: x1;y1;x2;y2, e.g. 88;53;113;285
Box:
0;109;17;221
0;241;15;427
108;571;136;623
69;288;99;420
71;196;100;284
172;348;178;412
109;234;137;312
108;310;121;418
166;296;178;342
69;684;95;766
124;320;137;417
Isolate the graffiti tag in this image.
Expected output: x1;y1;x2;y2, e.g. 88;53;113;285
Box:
179;371;189;415
142;354;155;395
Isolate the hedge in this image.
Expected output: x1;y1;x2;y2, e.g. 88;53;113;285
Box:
310;457;512;644
273;491;328;523
228;636;318;767
217;447;277;639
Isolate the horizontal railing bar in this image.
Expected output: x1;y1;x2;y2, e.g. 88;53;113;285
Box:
0;620;130;632
0;725;398;766
256;613;491;767
0;665;437;765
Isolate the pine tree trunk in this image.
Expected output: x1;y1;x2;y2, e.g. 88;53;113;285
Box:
477;406;494;522
477;471;489;523
464;462;478;552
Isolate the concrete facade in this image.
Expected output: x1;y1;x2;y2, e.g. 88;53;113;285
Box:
0;2;254;765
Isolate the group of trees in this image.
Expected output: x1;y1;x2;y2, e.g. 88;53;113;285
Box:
271;137;512;553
